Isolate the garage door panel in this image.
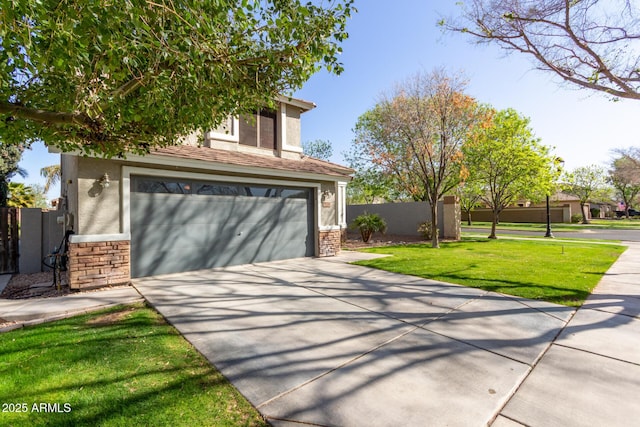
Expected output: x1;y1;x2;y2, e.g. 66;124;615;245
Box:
131;176;314;277
132;194;307;226
133;220;309;249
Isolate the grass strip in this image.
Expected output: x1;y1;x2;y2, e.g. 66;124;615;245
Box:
354;238;626;307
461;231;620;244
463;219;640;231
0;302;267;427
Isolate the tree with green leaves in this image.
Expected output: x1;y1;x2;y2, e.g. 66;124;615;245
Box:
608;155;640;218
302;139;334;161
345;169;398;205
28;183;50;208
464;108;555;239
443;0;640;100
0;0;354;157
562;165;609;224
613;147;640;170
0;142;27;207
343;141;398;204
458;180;484;226
351;69;485;248
6;182;35;208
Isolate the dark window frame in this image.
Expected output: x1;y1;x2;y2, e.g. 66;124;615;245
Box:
133;176;309;200
239;109;278;150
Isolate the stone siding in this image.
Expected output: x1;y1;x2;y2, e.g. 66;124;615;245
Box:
319;229;341;257
68;240;131;289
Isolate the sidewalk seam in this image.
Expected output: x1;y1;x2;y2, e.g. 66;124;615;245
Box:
487;307;579;426
553;342;640;367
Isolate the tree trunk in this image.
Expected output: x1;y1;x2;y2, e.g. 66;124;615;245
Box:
580;202;590;224
0;180;8;208
466;210;472;226
431;200;439;248
489;210;498;239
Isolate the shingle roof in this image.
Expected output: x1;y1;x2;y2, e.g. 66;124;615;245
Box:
152;145;354;178
551;191;580;202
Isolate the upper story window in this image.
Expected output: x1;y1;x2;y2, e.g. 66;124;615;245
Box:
239;109;277;150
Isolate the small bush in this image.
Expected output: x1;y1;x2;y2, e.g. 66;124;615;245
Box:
417;221;436;240
350;212;387;243
590;208;600;218
571;214;583;223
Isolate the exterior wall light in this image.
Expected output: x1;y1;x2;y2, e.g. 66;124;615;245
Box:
99;173;110;188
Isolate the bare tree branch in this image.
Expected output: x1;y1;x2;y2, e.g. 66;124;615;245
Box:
444;0;640;100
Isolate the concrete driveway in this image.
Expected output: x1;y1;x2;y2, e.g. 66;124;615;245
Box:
133;252;581;426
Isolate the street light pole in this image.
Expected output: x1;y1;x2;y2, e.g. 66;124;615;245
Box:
544;194;554;238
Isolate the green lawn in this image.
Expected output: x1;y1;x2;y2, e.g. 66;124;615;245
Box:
354;238;626;307
0;303;267;427
461;230;619;243
463;219;640;231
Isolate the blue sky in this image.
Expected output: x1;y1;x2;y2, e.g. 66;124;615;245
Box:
294;1;639;168
16;0;640;200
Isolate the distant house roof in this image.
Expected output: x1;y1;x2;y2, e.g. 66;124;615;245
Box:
550;191;580;202
152;145;353;179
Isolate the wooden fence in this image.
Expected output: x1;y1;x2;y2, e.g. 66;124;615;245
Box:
0;208;19;274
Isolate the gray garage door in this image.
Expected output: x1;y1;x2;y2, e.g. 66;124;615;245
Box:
130;176;315;277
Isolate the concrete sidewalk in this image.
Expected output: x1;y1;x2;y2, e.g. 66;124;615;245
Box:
0;285;144;332
133;244;640;427
495;242;640;426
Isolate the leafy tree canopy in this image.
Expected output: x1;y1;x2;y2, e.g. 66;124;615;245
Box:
464;107;555;238
302;139;333;161
562;164;610;223
0;141;27;206
0;142;24;177
40;164;61;194
608;153;640;217
6;181;35;207
0;0;354;157
343;134;400;204
443;0;640;100
351;69;486;247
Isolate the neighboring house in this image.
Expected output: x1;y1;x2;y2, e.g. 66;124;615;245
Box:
58;96;352;289
530;191;591;220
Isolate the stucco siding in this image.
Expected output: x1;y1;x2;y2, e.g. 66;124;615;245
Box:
285;106;302;151
320;182;337;227
77;157;122;235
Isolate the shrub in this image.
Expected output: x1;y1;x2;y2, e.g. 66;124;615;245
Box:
350;212;387;243
417;221;436;240
571;213;583;223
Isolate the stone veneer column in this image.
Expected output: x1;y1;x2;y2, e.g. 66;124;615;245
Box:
442;196;461;240
67;238;130;290
318;228;342;257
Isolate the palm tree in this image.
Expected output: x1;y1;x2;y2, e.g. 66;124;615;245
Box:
40;164;61;193
7;182;36;208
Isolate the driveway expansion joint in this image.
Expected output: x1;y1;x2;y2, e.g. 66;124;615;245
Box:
553;342;640;367
256;323;423;409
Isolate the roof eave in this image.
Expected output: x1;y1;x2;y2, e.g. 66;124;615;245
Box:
277;95;316;113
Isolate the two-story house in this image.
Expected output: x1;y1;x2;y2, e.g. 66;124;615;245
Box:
59;96;352;289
